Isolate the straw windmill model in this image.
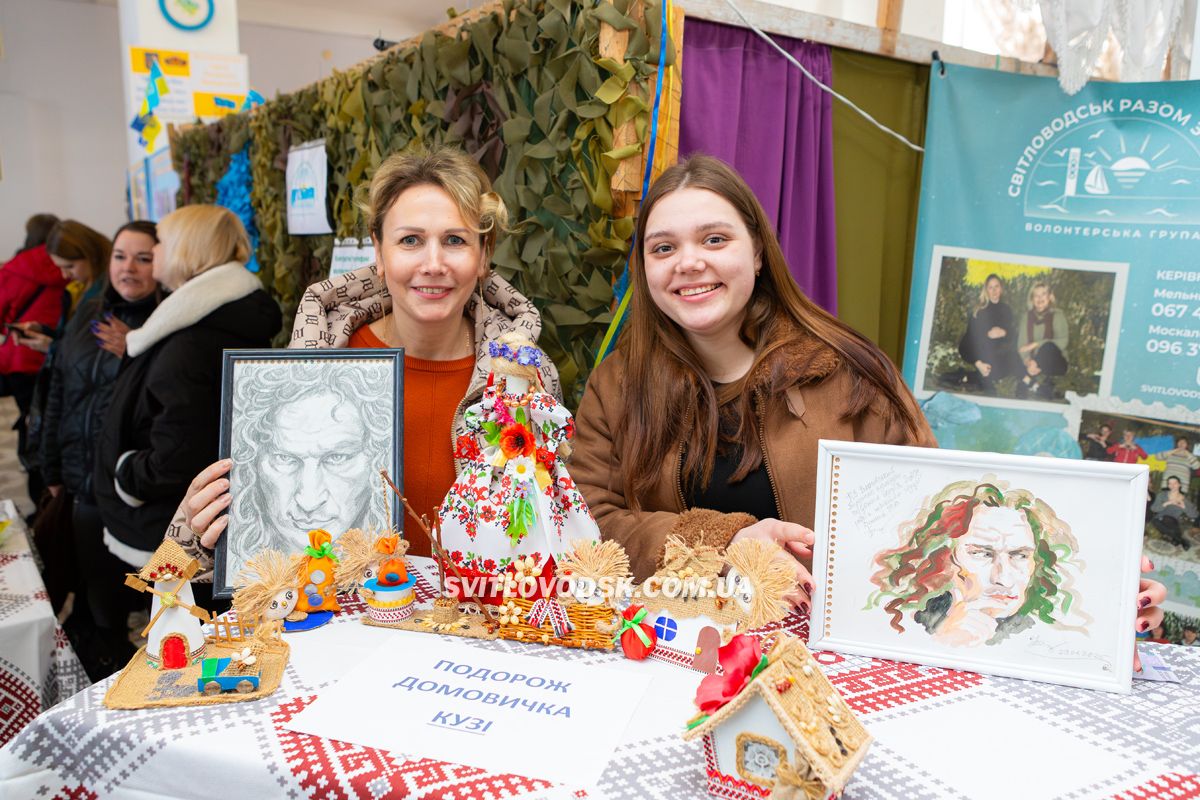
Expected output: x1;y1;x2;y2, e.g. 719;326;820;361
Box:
635;537;793;673
683;634;871;800
125;540;212;669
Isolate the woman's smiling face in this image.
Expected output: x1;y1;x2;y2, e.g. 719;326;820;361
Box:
641;187;759;343
373;183;487;329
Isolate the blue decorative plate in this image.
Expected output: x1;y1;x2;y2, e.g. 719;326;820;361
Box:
283;610;333;633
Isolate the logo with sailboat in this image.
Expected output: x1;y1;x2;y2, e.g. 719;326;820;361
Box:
1023;118;1200;225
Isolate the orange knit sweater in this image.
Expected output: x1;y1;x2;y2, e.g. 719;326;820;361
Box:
349;325;473;557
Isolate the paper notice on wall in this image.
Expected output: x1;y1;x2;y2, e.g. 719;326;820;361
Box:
129;47;247;123
190;52;249;118
330;238;375;278
286;140;334;235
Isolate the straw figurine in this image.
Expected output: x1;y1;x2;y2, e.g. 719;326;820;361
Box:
633;537;794;673
723;538;796;630
232;549;307;626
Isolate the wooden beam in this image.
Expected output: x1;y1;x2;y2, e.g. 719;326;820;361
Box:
678;0;1057;77
875;0;903;32
875;0;903;55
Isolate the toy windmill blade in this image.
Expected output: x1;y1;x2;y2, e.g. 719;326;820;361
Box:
125;574;149;592
187;603;212;622
141;602;170;638
181;558;202;582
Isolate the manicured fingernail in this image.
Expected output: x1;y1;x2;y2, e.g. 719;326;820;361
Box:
800;601;810;614
1138;620;1150;632
1147;559;1155;571
803;581;814;594
1139;595;1151;609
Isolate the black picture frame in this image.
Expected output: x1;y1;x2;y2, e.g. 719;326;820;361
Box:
212;348;404;599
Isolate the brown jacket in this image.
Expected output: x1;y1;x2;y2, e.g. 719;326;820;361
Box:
572;335;937;581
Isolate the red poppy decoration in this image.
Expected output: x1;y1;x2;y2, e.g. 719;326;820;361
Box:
454;435;481;461
498;423;535;460
614;605;657;660
535;446;556;472
694;634;768;714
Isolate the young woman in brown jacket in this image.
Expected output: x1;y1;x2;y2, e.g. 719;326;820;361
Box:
572;156;1166;637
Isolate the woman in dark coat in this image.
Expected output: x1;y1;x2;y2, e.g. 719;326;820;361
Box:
957;273;1022;394
40;221;161;674
95;206;281;595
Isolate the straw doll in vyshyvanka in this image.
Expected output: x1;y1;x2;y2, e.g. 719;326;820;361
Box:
438;333;600;601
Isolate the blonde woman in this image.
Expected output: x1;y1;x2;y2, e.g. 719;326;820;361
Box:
170;147;558;580
94;205;281;582
1016;282;1069;400
955;273;1021;395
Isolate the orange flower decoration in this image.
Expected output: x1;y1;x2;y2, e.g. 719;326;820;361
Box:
498;423;535;459
375;533;400;555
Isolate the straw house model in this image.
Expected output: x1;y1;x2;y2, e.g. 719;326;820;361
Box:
684;635;871;800
635;537;792;673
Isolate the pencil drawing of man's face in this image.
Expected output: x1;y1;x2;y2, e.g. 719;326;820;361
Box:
258;392;374;545
950;506;1036;619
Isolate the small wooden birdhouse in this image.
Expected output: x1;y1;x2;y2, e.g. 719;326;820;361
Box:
683;634;871;800
127;540;210;670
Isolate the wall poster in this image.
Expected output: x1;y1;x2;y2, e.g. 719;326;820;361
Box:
904;64;1200;641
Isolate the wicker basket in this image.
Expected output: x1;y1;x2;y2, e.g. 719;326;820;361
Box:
497;597;617;649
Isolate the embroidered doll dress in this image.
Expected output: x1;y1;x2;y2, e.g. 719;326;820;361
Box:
439;368;600;598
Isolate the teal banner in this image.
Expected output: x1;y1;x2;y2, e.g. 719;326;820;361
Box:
903;64;1200;641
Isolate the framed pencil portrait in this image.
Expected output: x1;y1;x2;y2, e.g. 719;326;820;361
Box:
809;440;1148;694
212;349;404;599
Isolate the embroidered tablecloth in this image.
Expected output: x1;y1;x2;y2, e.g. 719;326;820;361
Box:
0;556;1196;800
0;500;90;749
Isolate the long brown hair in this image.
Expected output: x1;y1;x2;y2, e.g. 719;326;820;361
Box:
45;220;111;287
616;155;922;508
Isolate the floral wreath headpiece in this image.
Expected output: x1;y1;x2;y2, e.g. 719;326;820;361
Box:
488;341;543;367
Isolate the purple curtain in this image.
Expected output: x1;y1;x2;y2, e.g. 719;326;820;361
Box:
678;19;838;312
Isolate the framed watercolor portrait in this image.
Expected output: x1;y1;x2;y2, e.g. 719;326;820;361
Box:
809;440;1148;694
212;349;404;599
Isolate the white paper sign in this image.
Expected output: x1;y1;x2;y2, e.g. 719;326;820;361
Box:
284;633;652;787
286;139;333;235
330;238;375;278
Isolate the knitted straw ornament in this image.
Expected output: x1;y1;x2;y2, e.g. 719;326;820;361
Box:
724;539;795;630
556;539;631;605
658;534;725;582
333;528;375;592
232;550;306;622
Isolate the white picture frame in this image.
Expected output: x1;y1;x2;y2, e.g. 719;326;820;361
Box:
809;440;1147;694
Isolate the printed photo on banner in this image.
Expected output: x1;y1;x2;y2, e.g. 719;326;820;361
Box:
809;440;1147;694
212;350;404;598
916;246;1127;406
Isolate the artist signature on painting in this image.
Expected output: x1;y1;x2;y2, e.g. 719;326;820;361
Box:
1025;634;1112;672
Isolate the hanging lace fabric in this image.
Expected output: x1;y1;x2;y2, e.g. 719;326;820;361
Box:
1113;0;1184;82
1019;0;1184;94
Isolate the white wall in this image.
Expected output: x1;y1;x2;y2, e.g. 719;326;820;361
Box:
0;0;128;257
0;0;394;256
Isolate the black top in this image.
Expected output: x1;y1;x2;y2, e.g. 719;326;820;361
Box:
684;394;780;521
958;300;1016;364
94;289;282;551
41;284;160;500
